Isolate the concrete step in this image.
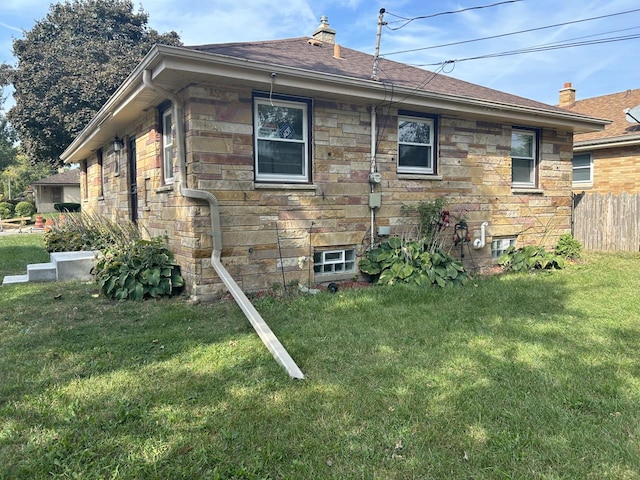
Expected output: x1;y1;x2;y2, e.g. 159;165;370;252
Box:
51;251;99;281
27;262;57;282
2;250;100;286
2;274;29;285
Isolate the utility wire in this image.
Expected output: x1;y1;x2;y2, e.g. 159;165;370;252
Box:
413;33;640;66
383;7;640;56
384;0;522;30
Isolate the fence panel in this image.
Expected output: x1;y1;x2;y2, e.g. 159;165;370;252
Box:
573;192;640;252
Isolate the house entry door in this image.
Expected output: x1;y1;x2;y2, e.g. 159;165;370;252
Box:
128;137;138;224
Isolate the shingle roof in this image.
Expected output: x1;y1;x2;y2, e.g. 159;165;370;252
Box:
562;88;640;144
188;37;570;114
31;169;80;186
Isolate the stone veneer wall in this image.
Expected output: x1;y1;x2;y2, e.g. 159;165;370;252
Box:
80;82;574;301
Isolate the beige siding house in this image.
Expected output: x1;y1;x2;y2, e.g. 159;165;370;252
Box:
61;18;606;301
31;169;81;213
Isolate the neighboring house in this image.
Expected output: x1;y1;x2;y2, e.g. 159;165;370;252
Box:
559;83;640;194
30;169;81;213
61;17;606;301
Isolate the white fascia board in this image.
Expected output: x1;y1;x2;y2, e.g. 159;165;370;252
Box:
574;137;640;151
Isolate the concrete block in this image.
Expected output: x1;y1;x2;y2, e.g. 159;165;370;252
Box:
2;274;29;285
51;251;99;281
27;263;57;282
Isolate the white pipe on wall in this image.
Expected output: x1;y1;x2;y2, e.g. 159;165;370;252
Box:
142;70;304;380
473;221;489;249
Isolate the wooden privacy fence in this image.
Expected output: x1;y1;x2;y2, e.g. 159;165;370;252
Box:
572;192;640;252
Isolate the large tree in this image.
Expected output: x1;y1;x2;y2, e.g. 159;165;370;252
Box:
1;0;181;168
0;90;18;171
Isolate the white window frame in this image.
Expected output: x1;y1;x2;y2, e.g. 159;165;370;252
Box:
313;248;356;276
572;152;593;185
491;237;517;259
162;109;174;185
254;97;309;183
397;115;435;174
511;129;537;188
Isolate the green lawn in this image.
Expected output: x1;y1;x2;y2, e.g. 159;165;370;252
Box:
1;234;640;479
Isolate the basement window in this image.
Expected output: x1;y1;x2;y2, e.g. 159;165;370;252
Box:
491;237;517;259
314;248;356;276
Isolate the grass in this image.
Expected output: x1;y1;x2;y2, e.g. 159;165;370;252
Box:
0;232;50;278
1;234;640;479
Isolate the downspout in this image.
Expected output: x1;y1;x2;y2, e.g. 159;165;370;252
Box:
142;70;304;380
370;105;377;247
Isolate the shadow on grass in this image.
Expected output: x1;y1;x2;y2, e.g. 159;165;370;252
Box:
2;270;640;478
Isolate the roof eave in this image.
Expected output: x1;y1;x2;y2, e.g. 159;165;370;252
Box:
61;44;610;163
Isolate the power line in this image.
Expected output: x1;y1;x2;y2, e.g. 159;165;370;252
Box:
382;7;640;56
384;0;523;30
412;33;640;67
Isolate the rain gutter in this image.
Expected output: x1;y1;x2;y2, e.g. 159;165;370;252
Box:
142;69;304;380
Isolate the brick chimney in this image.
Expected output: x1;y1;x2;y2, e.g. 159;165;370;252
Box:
312;15;336;44
559;82;576;108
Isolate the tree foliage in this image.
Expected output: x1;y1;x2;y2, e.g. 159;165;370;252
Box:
0;92;18;173
2;0;181;167
0;153;54;200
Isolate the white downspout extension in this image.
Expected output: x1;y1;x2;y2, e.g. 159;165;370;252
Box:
142;70;304;380
473;221;489;249
370;105;377;247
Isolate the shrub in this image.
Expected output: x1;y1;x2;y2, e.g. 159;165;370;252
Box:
15;201;36;217
54;202;81;212
94;237;185;300
0;202;15;219
44;212;140;252
555;233;582;259
499;245;565;273
359;236;469;287
399;198;450;251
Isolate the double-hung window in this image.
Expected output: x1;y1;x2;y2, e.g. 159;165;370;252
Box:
254;95;310;183
511;129;538;188
162;109;174;184
572;153;592;184
398;114;436;174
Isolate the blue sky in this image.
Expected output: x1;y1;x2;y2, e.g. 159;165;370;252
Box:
1;0;639;108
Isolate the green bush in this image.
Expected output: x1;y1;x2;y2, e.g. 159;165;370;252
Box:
15;201;36;217
94;237;185;300
0;202;15;219
498;245;565;273
44;212;140;253
359;236;469;288
54;202;81;212
555;233;582;259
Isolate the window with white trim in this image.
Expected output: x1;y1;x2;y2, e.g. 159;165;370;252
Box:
398;114;436;174
162;109;174;184
492;237;517;259
254;96;310;183
314;249;356;275
572;153;592;184
511;129;537;187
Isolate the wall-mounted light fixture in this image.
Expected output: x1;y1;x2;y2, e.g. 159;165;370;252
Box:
113;136;123;152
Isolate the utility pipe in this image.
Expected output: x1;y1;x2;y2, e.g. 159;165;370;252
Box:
142;70;304;379
473;221;489;249
370;105;377;247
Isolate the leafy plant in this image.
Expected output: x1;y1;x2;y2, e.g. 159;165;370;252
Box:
400;198;450;251
44;212;141;252
15;201;36;217
498;245;565;272
555;233;582;259
53;202;81;213
93;237;184;300
0;202;14;219
359;236;469;287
